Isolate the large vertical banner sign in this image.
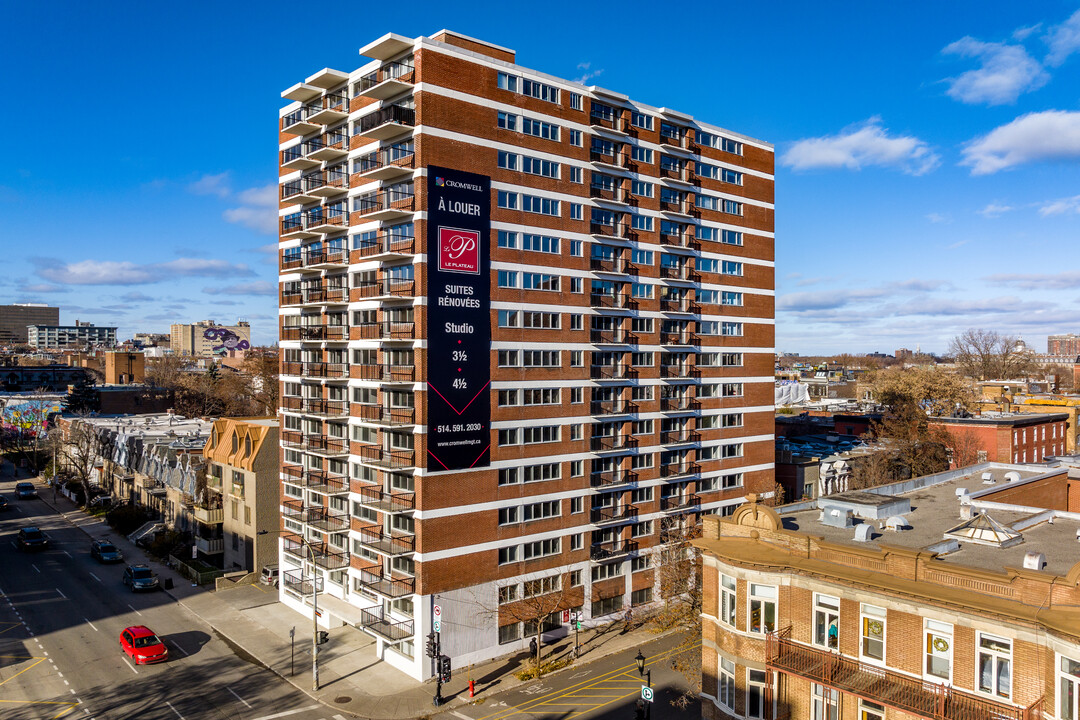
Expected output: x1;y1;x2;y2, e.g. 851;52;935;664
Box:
426;166;491;471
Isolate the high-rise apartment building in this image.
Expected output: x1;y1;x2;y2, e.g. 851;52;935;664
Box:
27;321;116;349
1048;334;1080;357
277;30;775;680
0;303;59;345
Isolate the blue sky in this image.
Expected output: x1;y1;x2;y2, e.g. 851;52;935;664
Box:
3;2;1080;354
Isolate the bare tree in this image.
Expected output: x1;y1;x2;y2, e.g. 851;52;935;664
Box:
490;571;578;676
652;517;703;709
944;427;986;468
240;347;280;415
62;420;102;486
950;329;1037;381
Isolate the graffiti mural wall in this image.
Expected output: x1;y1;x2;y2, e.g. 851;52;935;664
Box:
203;327;250;356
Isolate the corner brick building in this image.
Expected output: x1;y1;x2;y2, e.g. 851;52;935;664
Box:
930;412;1070;465
277;30;775;679
696;461;1080;720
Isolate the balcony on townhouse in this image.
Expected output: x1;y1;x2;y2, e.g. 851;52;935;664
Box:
765;631;1040;720
356;104;416;141
355;60;416;101
193;504;224;525
359;607;414;644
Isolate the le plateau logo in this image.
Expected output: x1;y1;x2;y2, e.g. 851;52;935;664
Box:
438;227;480;275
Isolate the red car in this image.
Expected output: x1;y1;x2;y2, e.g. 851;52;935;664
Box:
119;626;169;664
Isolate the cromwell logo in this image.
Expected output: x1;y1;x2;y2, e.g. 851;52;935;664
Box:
439;227;480;275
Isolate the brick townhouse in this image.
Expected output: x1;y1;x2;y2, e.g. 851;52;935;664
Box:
278;29;775;679
695;462;1080;720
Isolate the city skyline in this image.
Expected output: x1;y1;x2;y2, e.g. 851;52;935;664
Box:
3;2;1080;353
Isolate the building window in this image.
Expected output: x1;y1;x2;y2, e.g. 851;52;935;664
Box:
1059;656;1080;719
569;166;583;183
749;584;776;634
591;595;623;617
498;623;521;644
861;604;886;662
860;700;885;720
569;130;582;147
569;92;582;110
631;588;652;606
813;594;839;649
812;683;840;720
977;633;1011;699
925;620;952;681
747;670;769;719
718;657;735;711
498;546;518;564
720;574;737;627
570;203;583;220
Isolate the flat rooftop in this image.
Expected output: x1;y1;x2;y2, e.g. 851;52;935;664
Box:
779;463;1079;576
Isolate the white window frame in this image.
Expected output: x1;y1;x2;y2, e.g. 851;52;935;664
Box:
720;574;737;628
813;594;840;650
860;604;886;664
1058;654;1080;720
925;619;953;683
976;632;1011;699
748;584;776;634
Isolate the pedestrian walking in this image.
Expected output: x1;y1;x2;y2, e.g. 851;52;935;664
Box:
621;608;633;634
529;636;538;659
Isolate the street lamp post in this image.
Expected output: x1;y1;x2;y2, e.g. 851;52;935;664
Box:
635;649;651;720
260;529;320;691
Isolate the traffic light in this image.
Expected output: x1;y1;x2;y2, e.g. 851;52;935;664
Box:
317;631;329;645
438;654;452;683
425;632;437;658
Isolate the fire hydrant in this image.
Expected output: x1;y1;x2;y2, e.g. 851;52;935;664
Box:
469;680;475;697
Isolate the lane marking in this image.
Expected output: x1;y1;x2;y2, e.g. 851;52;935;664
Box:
62;551;71;558
31;564;41;573
246;706;322;720
451;712;473;720
88;573;101;584
226;687;251;708
85;619;98;632
0;657;47;687
169;642;188;657
122;658;138;674
127;604;142;617
56;589;66;599
165;701;184;719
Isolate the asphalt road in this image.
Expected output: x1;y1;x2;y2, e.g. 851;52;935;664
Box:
0;474;336;720
435;632;701;720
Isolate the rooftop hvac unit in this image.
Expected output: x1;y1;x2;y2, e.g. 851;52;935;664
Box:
1023;552;1046;570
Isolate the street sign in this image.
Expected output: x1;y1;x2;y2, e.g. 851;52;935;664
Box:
576;621;583;630
562;610;569;622
641;686;654;702
433;604;442;619
433;619;442;633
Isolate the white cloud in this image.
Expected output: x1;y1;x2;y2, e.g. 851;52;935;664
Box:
1038;194;1080;216
986;271;1080;290
20;283;69;293
780;118;940;175
977;203;1014;218
947;240;969;250
573;62;603;84
187;172;231;198
33;257;255;285
224;183;278;235
926;212;950;224
203;281;277;296
1045;9;1080;67
961;110;1080;174
941;37;1048;105
1013;23;1042;41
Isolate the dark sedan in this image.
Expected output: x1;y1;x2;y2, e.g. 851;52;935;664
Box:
16;527;49;551
90;539;124;563
15;482;36;499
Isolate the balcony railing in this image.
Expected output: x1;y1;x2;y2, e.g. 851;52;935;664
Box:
590;108;620;130
351;321;415;341
590;539;638;561
590;435;638;452
303;361;348;378
589;221;631;238
304;247;349;267
355;445;416;469
660;232;701;250
193;506;224;525
359;607;414;643
357;61;415;95
353;404;417;426
660;266;700;282
590;470;638;488
280;325;348;341
590;399;636;415
353;189;415;217
661;430;701;445
302;469;348;493
354;148;416;178
353;233;415;258
660;365;701;379
590;257;630;274
357;568;415;598
302;398;349;417
282;569;316;597
660;397;700;412
195;536;224;555
304;506;349;532
765;631;1040;720
590;505;638;524
359;525;416;555
357;105;416;135
660;494;701;511
590;365;638;381
355;484;416;512
660;463;701;478
589;292;636;310
659;331;699;345
352;364;415;382
283;536;349;570
590;329;635;344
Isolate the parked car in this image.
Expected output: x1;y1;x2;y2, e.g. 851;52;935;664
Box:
16;527;49;551
90;539;123;563
119;626;168;664
260;564;279;588
0;495;9;511
122;565;160;592
15;482;36;499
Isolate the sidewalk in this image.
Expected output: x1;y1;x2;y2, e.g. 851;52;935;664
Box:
24;469;672;719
